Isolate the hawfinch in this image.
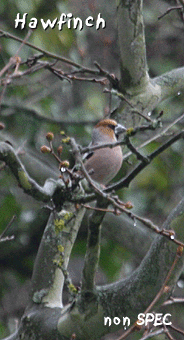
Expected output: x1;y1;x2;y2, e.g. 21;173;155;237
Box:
83;119;126;185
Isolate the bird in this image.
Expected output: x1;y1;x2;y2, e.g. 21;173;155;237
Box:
82;118;126;185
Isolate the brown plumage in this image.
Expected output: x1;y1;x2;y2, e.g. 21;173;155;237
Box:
83;119;126;185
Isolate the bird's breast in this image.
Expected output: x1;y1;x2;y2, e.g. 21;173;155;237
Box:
84;145;123;185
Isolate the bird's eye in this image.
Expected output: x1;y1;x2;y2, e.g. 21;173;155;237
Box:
108;124;115;130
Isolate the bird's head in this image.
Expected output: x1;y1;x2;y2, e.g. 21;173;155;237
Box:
92;119;126;144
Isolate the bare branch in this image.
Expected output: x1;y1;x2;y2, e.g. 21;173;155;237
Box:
158;5;183;20
69;131;184;248
162;296;184;306
116;246;183;340
0;29;32;79
30;207;85;308
117;0;148;90
0;103;96;126
152;67;184;103
0;215;16;243
107;130;184;192
168;323;184;337
123;113;184;161
81;199;108;294
0;29;85;69
139;328;165;340
0;29;104;74
80;122;160;155
104;88;153;123
0;141;65;202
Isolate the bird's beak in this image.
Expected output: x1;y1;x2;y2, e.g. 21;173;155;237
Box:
115;123;127;136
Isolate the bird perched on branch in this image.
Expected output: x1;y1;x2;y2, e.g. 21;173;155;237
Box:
82;118;126;185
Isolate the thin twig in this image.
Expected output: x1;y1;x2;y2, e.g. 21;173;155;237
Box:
0;103;96;126
0;235;15;243
162;296;184;306
102;194;184;248
0;60;52;84
144;246;183;314
168;323;184;336
163;325;176;340
0;215;16;240
116;246;183;340
123;112;184;161
0;29;32;78
0;29;99;72
0;141;57;202
107;129;184;192
47;64;108;84
139;328;164;340
158;6;183;20
80;123;160;155
125;135;149;163
71;135;184;248
94;61;120;89
104;88;153;123
0;215;16;242
69;137;108;199
81;203;111;213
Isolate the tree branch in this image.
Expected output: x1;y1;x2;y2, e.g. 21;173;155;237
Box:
0;103;96;126
0;141;65;202
152;67;184;103
114;1;184;126
107;130;184;192
81;199;108;294
55;196;184;340
117;0;149;91
0;29;86;70
30;206;85;308
117;245;183;339
4;205;86;340
96;198;184;335
158;5;183;20
123;112;184;161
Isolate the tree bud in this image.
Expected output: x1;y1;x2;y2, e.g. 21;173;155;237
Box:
40;145;51;153
46;132;54;141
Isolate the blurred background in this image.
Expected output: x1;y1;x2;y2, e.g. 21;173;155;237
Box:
0;0;184;338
